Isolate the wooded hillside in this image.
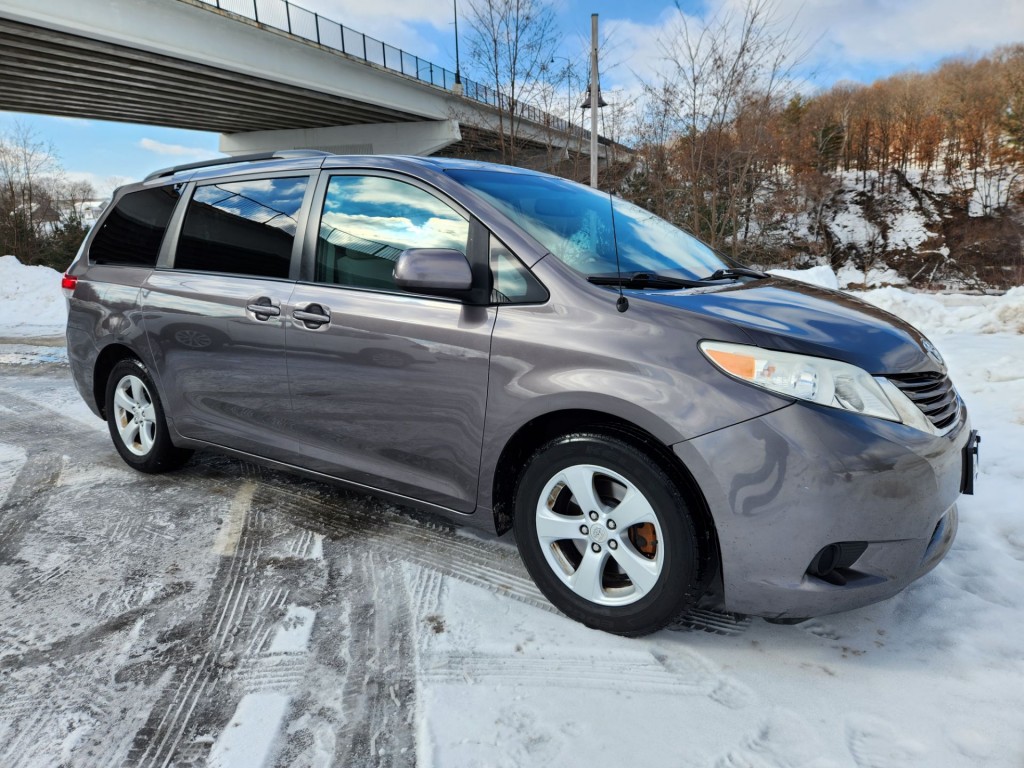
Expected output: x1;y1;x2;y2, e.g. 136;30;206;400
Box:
624;2;1024;289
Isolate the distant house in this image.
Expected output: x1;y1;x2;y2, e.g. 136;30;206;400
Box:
72;199;108;227
20;198;107;234
30;198;61;232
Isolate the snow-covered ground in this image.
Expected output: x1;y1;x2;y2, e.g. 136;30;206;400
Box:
1;257;1023;767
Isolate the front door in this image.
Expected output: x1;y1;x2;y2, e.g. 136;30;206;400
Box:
285;173;494;512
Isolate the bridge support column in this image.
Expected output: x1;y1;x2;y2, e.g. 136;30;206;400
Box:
219;119;461;157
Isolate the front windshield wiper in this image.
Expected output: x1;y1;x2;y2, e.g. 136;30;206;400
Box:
588;272;705;290
698;267;771;282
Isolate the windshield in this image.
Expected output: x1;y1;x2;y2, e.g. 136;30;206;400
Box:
446;169;734;280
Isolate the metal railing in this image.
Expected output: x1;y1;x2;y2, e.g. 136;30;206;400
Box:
195;0;590;142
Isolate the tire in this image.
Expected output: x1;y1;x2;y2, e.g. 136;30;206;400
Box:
513;432;708;637
105;358;192;473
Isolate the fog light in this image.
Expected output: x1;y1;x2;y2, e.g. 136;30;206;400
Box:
809;544;841;576
807;541;869;586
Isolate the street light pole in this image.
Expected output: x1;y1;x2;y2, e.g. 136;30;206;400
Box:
453;0;463;95
589;13;599;188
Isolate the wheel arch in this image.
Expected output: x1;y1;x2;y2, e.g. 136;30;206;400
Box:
489;409;720;568
92;343;142;419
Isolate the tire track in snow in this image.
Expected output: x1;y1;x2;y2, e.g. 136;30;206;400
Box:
331;550;418;768
262;485;564;617
0;708;54;768
7;561;74;604
0;381;204;767
0;582;193;671
0;451;64;564
0;390;88;566
123;478;334;768
124;485;264;768
259;482;748;635
420;647;755;708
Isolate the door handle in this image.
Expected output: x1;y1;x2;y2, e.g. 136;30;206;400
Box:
293;303;331;328
246;303;281;316
246;297;281;320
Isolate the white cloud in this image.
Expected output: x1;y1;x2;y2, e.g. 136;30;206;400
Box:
763;0;1024;71
300;0;450;29
64;171;132;199
601;11;680;90
295;0;446;63
609;0;1024;92
53;116;94;127
138;138;220;159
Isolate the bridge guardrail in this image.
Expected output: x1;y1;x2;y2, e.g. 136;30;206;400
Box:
197;0;590;142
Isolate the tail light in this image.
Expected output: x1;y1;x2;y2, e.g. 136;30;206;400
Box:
61;273;78;299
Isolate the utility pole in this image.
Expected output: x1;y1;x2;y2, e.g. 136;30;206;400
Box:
453;0;463;95
589;13;599;188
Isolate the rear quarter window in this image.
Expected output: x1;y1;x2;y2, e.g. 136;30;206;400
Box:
90;185;182;266
174;177;308;279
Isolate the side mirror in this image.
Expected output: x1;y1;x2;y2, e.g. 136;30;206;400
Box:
394;248;475;301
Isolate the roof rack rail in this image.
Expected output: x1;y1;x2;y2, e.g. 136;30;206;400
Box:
143;150;330;182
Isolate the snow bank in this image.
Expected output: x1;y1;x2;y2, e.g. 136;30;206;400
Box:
768;265;840;289
772;262;907;290
0;255;67;338
771;264;1024;336
857;286;1024;336
835;263;908;289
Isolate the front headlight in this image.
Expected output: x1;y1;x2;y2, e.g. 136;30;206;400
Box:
699;341;901;422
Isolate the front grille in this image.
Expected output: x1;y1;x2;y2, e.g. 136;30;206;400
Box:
886;372;960;430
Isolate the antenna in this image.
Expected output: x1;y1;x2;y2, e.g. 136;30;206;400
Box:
608;191;628;313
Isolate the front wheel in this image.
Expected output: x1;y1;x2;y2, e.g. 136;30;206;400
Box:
514;433;709;636
105;358;192;473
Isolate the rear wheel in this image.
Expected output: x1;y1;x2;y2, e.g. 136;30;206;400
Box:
105;358;192;473
513;433;708;636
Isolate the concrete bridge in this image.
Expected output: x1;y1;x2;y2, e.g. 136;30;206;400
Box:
0;0;610;165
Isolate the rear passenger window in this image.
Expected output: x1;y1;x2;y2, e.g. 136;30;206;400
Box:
90;185;181;266
175;177;307;279
316;175;469;291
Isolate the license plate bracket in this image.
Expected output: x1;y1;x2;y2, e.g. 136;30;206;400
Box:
962;429;980;495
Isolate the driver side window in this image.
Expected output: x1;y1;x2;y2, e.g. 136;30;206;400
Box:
316;175;469;292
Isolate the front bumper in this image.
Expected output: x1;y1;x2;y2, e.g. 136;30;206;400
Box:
674;400;971;619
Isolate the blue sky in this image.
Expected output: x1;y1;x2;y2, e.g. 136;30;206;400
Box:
3;0;1023;196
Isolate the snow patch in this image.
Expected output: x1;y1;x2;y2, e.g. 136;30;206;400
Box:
207;692;290;768
836;263;908;289
769;265;840;289
267;606;316;654
0;256;67;338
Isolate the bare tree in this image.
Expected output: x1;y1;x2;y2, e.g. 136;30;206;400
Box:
0;121;94;268
632;0;807;254
463;0;561;165
0;122;61;248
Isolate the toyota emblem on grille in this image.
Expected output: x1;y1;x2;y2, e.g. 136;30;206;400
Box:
922;339;945;367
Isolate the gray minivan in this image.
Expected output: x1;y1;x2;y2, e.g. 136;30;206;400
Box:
64;151;979;636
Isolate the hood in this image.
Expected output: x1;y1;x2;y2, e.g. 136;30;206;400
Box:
639;277;944;375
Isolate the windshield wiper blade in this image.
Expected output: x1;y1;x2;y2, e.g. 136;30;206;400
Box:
588;272;704;289
699;267;771;282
